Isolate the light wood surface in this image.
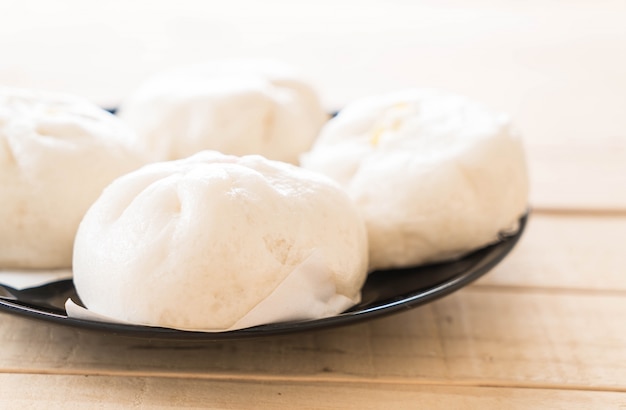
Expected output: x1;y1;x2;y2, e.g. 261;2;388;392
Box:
1;287;625;389
1;1;626;408
2;375;626;410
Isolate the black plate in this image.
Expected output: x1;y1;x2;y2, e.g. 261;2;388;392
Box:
0;214;527;341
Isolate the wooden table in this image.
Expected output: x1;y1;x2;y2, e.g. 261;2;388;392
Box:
1;1;625;408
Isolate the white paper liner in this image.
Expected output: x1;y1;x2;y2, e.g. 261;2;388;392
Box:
66;250;360;332
65;298;127;325
0;269;73;290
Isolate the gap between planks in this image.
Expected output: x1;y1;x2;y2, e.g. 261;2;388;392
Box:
1;367;625;394
531;208;626;218
468;284;626;297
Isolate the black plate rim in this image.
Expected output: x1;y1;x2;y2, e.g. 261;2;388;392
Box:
0;214;528;341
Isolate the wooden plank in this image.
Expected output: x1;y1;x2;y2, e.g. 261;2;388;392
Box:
0;288;624;390
1;374;625;409
528;142;626;211
477;213;626;291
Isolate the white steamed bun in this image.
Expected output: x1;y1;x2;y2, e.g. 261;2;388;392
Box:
0;87;147;269
72;151;368;331
118;60;327;164
301;89;528;270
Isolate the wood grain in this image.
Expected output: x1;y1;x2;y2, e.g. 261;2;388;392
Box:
1;288;624;390
528;142;626;211
2;374;626;410
477;213;626;291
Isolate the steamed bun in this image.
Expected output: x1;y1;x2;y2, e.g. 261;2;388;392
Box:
72;151;368;331
0;87;147;269
301;89;528;270
118;60;327;164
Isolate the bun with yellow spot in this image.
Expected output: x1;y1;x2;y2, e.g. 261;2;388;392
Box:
301;89;528;270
